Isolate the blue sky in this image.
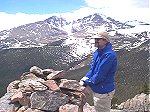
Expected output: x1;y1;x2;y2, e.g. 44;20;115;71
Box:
0;0;149;31
0;0;86;14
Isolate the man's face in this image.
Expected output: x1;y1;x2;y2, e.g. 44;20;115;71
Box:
94;38;107;49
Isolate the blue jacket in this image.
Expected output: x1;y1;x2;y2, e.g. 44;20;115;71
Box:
84;42;117;94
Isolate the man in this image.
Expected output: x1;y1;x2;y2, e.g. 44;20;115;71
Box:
79;31;117;112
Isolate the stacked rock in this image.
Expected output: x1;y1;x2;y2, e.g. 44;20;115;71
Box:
0;66;88;112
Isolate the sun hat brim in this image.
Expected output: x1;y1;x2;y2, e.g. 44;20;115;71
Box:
87;34;110;42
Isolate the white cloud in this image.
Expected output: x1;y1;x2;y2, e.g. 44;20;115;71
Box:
0;12;53;31
100;8;150;23
62;7;97;21
84;0;149;8
84;0;128;8
0;10;94;31
0;2;150;32
82;0;150;23
63;7;150;23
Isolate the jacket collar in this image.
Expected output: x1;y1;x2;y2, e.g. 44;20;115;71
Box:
97;42;112;54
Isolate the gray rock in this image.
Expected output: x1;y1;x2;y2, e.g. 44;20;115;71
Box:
19;73;47;92
16;106;27;112
10;89;30;107
28;81;48;91
29;66;43;77
83;103;96;112
7;80;20;92
20;72;40;81
47;70;64;80
0;89;20;112
43;80;60;91
59;79;86;92
30;90;69;111
70;92;86;107
59;104;80;112
111;109;124;112
24;108;45;112
42;69;54;75
117;93;150;112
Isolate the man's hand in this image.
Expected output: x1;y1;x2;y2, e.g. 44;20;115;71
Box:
80;76;89;81
79;80;85;86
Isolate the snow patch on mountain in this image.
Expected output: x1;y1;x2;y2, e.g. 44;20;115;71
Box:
0;13;149;53
62;23;73;35
63;36;96;58
125;20;150;26
118;25;150;35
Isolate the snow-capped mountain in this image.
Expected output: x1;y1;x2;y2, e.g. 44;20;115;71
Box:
0;13;129;48
0;13;149;56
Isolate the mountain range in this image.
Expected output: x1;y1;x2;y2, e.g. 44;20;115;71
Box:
0;13;149;104
0;13;149;49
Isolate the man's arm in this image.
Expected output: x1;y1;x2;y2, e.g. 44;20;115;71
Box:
85;51;98;78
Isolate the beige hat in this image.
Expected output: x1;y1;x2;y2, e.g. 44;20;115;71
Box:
90;31;110;42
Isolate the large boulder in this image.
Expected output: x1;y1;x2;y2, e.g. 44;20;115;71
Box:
7;80;20;92
59;79;86;92
30;90;69;111
29;66;43;77
59;104;80;112
19;72;47;92
47;70;64;80
0;89;20;112
43;80;60;91
10;89;30;107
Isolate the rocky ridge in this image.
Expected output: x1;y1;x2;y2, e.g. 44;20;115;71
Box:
0;66;149;112
117;93;150;112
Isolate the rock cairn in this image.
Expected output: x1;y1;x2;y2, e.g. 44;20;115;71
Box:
0;66;149;112
0;66;88;112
